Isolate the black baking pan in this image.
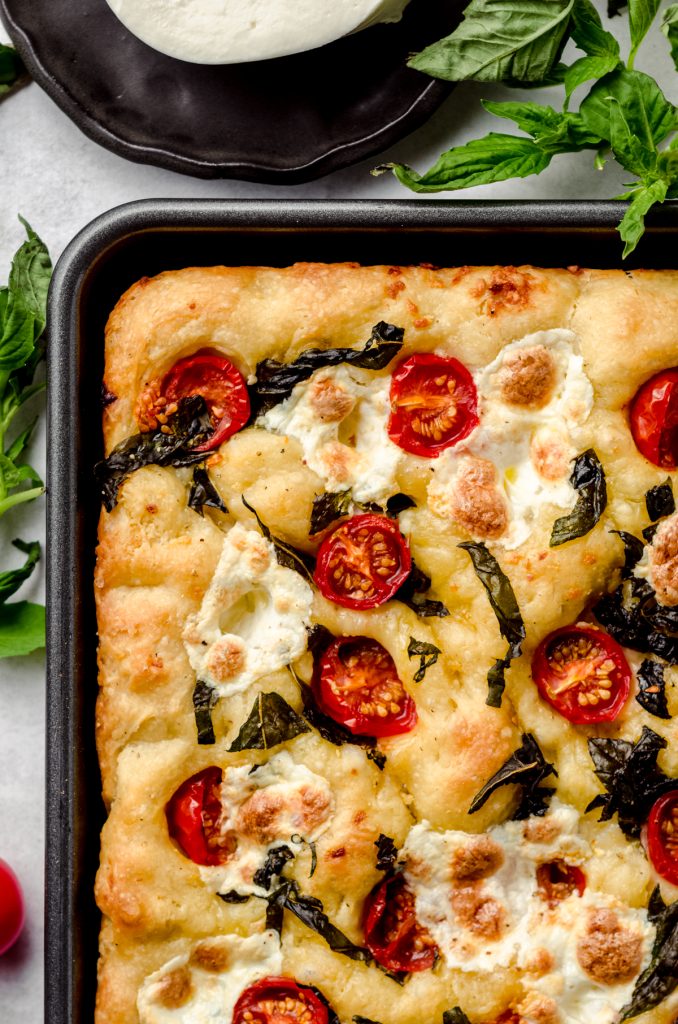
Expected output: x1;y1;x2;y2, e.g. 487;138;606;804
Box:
46;198;678;1024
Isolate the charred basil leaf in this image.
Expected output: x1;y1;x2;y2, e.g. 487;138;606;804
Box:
251;321;404;416
228;692;310;752
95;395;213;511
353;1017;383;1024
290;834;318;877
469;733;557;818
586;726;675;838
267;879;372;962
298;680;385;768
310;490;416;536
458;542;525;707
253;844;295;891
407;636;441;682
242;496;315;584
396;560;450;618
386;493;417;516
192;679;218;745
366;748;387;771
549;449;607;547
306;623;335;659
375;834;398;873
443;1011;472;1024
217;890;251;904
188;466;228;516
646;479;675;523
636;659;671;720
595;573;678;665
612;530;646;577
620;887;678;1020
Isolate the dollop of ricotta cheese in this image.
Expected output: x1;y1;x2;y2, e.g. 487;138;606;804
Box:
183;523;313;697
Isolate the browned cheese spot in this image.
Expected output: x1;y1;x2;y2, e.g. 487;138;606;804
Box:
189;943;230;973
449;457;509;540
309;376;356;423
451;884;506;941
498;345;557;410
522;819;561;844
206;638;246;683
236;791;286;844
576;909;644;985
450;836;504;883
516;993;559;1024
650;513;678;606
155;967;193;1009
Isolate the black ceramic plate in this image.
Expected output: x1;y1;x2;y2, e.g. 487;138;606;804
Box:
0;0;460;183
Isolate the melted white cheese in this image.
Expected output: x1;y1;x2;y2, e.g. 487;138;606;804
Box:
104;0;410;65
183;524;313;697
428;329;594;549
200;751;334;896
137;930;282;1024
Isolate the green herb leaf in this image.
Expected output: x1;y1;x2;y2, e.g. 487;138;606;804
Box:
0;44;24;96
620;887;678;1020
469;733;557;817
481;101;601;149
192;679;219;745
0;219;52;372
443;1011;472;1024
242;496;315;584
407;636;441;682
0;538;40;604
572;0;620;57
408;0;575;83
458;542;525;707
396;560;449;618
0;600;45;658
267;879;372;962
188;466;228;517
564;54;620;101
636;659;670;720
619;180;668;258
580;69;676;151
662;5;678;69
228;692;310;752
550;449;607;546
628;0;661;66
309;490;415;536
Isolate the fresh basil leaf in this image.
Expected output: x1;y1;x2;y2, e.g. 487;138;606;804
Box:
586;727;675;838
550;449;607;546
253;844;295;891
618;180;669;259
95;395;214;511
192;679;218;745
580;69;676;150
458;542;525;707
188;466;228;517
407;636;441;683
620;888;678;1020
646;479;675;523
572;0;620;57
396;562;449;619
228;692;310;752
217;890;251;904
379;134;552;194
0;219;52;372
407;0;575;83
0;452;42;493
609;100;660;177
0;44;24;95
636;659;670;720
469;734;557;818
5;417;39;465
628;0;661;65
242;496;315;584
443;1011;472;1024
375;834;399;873
0;600;45;657
0;539;40;604
250;321;404;416
481;101;601;150
564;54;620;102
662;4;678;69
267;879;372;962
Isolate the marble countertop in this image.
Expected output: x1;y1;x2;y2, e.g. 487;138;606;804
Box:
0;4;674;1021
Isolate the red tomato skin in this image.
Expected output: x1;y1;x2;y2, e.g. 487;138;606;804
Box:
532;624;631;725
165;766;226;867
629;368;678;469
161;348;250;452
314;514;411;610
312;636;417;737
232;977;329;1024
387;353;479;457
647;790;678;886
0;859;24;956
363;875;437;973
536;861;586;906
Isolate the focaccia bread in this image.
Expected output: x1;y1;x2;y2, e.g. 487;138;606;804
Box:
94;263;678;1024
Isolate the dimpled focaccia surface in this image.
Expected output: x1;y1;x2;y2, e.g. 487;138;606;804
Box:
95;263;678;1024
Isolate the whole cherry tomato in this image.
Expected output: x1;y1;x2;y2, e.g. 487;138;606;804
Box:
161;349;250;451
629;368;678;468
387;353;479;457
314;514;411;610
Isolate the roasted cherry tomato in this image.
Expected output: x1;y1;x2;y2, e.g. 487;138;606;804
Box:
646;790;678;886
166;766;234;867
233;977;329;1024
387;353;479;457
161;349;250;451
0;859;24;956
363;874;438;973
314;514;411;610
312;636;417;737
536;860;586;907
531;624;631;725
629;368;678;468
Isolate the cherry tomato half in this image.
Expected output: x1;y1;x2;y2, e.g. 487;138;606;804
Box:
166;766;234;867
387;353;479;457
314;514;411;610
312;636;417;737
647;790;678;886
629;368;678;469
0;859;24;956
536;860;586;907
161;349;250;452
363;874;438;973
233;977;329;1024
532;624;631;725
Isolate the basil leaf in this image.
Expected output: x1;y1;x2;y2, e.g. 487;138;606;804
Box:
407;636;441;683
228;692;310;752
290;834;318;877
253;844;295;891
242;496;315;584
380;134;552;194
458;542;525;707
95;396;214;511
407;0;575;83
586;727;675;838
564;54;620;102
629;0;661;65
396;560;449;618
646;479;675;523
310;490;416;536
662;5;678;69
594;569;678;664
193;679;218;745
217;890;251;904
306;624;335;659
267;879;372;962
353;1017;382;1024
619;180;669;258
550;449;607;546
366;748;387;771
611;529;646;577
482;101;601;150
620;888;678;1020
469;734;557;818
580;69;676;150
188;466;228;517
250;321;404;416
636;659;670;720
375;834;398;873
0;219;52;372
0;538;40;604
572;0;620;57
0;600;45;657
0;44;24;96
443;1011;472;1024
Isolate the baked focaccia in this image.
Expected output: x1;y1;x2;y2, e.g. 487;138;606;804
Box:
94;263;678;1024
